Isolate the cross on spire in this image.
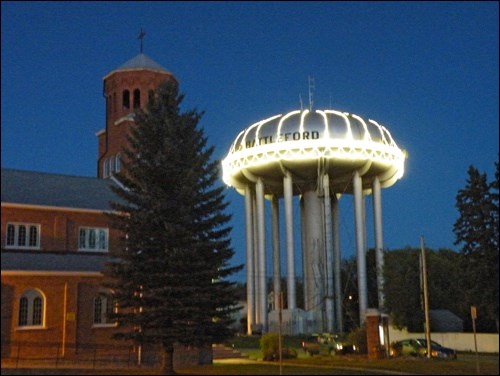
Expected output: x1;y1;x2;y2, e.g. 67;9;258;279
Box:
138;28;146;53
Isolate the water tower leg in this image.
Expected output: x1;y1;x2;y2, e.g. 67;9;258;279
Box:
245;185;255;335
256;178;267;332
323;174;334;333
272;196;281;312
353;171;368;324
284;173;296;310
372;176;385;310
333;194;343;333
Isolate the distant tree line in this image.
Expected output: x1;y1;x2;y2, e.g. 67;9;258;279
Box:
452;161;498;332
344;160;499;333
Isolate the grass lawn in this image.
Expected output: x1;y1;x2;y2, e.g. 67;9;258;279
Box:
221;335;499;375
2;335;498;375
2;355;498;375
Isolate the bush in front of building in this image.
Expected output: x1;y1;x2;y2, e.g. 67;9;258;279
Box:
345;325;368;354
260;332;298;361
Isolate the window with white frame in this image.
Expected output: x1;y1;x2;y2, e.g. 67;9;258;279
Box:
103;158;109;178
78;227;108;251
18;289;45;327
93;291;117;326
6;223;40;249
115;154;121;173
109;156;115;175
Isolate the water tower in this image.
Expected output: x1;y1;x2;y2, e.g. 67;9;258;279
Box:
222;108;405;334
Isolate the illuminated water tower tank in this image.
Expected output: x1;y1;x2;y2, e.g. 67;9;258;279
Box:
222;108;406;335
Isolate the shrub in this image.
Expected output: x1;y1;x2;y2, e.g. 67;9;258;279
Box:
345;326;367;354
260;332;298;361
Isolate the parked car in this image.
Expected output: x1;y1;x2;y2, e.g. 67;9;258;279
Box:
301;334;359;356
320;333;359;355
390;338;457;359
329;342;359;355
301;339;321;356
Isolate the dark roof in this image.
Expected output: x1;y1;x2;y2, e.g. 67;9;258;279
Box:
430;309;464;332
1;250;116;273
1;168;122;211
115;53;170;73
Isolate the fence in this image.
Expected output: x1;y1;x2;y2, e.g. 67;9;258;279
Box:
388;327;499;353
1;340;161;369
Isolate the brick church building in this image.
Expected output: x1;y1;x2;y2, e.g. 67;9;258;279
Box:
0;52;204;366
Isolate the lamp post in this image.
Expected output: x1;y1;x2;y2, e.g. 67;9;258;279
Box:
420;236;431;358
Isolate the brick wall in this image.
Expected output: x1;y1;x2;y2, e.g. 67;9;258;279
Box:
1;206;121;253
97;69;177;178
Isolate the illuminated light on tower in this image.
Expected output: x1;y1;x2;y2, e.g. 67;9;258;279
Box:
222;108;406;335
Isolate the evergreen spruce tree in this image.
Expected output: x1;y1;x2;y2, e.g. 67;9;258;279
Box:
105;80;243;374
489;161;499;331
453;165;499;332
490;161;499;259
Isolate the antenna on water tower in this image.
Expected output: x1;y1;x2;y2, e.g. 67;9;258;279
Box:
299;94;303;110
308;76;315;111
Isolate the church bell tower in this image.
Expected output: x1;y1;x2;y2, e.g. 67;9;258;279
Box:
96;33;177;179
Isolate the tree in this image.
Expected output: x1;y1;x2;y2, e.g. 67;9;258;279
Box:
490;161;499;260
341;257;360;332
383;247;465;332
104;80;243;374
453;164;499;332
383;248;423;331
426;248;464;326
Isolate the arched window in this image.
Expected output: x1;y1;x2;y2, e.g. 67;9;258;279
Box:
93;291;116;326
109;156;115;175
18;289;45;327
133;89;141;108
103;159;109;178
122;90;130;109
6;223;40;249
115;154;121;173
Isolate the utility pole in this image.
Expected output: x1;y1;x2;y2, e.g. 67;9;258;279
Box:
471;306;480;374
420;236;431;358
278;291;283;375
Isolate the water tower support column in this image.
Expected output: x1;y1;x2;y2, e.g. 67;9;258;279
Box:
323;174;334;333
244;184;255;334
332;194;343;333
284;172;296;310
256;178;267;331
302;187;325;329
372;176;385;310
272;196;281;312
353;171;368;323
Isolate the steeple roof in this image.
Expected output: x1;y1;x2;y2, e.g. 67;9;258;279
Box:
113;53;170;73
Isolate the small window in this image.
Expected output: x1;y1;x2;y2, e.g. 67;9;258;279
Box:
133;89;141;108
6;223;40;249
93;292;117;326
115;154;121;173
18;289;45;327
29;226;38;247
103;158;109;178
79;227;108;251
109;156;115;175
122;90;130;109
